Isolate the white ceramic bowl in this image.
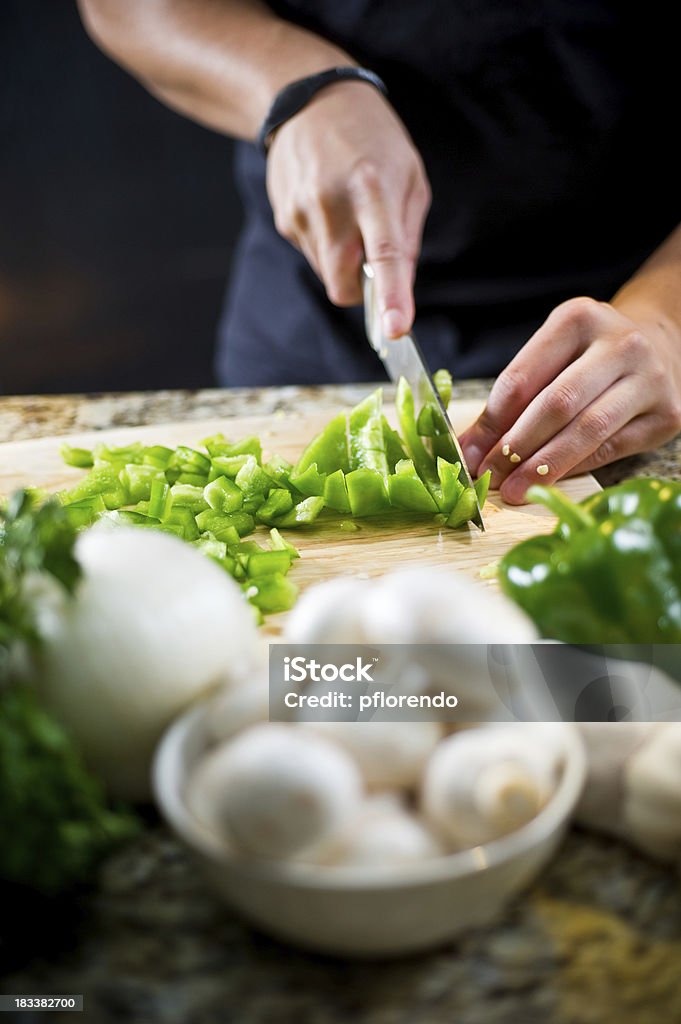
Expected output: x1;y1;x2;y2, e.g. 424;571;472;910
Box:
153;707;587;958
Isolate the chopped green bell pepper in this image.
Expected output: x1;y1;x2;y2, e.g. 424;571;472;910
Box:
203;475;244;513
323;469;351;513
388;460;438;513
289;463;327;497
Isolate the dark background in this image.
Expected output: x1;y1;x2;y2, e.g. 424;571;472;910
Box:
0;0;243;396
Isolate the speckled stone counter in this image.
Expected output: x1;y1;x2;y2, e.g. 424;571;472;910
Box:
2;384;681;1024
1;381;679;484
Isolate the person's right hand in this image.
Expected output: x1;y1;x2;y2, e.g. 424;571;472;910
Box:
266;80;431;339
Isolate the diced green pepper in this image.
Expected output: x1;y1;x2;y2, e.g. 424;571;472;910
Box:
395;377;439;495
193;536;228;560
200;433;230;457
416;406;437;437
348;392;390;478
290;462;327;497
169;483;209;513
269;528;300;559
93;442;144;466
294;412;350;475
234;456;270;498
119;464;165;504
323;469;351;513
446;487;478;528
436;457;464;514
168;445;211;476
263;455;295;490
99;509;162;528
474;469;492;508
274;496;325;527
63;495;106;528
208;454;252;480
246;550;293;576
175;471;209;487
388;460;438;513
246;573;298;613
433;368;452;408
195;508;254;538
165;506;200;540
60;444;94;469
148;479;172;520
142;445;174;469
382;417;408;470
58;467;128;510
256;489;294;524
204;475;244;513
346;469;390;516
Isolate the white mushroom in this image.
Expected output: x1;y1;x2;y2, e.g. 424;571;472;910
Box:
284;568;539;723
205;677;270;745
421;725;561;849
621;724;681;861
362;567;537;645
284;576;368;643
307;793;444;868
185;723;363;860
307;720;444;790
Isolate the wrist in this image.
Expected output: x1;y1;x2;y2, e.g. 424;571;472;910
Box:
613;296;681;349
249;19;356;135
257;67;387;155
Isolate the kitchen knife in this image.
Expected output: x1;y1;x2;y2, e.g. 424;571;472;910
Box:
362;262;485;530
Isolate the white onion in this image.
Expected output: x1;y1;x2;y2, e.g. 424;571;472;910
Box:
34;526;259;800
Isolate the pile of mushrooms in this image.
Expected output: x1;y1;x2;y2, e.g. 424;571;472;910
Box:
184;569;566;871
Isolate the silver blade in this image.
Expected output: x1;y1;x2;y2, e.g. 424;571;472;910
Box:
362;263;484;530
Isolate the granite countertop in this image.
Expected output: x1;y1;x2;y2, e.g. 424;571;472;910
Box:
2;384;681;1024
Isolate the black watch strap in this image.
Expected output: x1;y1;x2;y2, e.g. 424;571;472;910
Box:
257;67;388;155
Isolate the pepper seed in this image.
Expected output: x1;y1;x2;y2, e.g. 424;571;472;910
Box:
536;464;549;475
509;452;521;463
502;443;511;457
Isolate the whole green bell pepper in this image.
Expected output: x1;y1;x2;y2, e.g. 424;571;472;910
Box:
498;479;681;643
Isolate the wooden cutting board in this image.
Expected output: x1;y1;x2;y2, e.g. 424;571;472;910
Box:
0;400;599;635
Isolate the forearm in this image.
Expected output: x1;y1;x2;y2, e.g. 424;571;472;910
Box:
77;0;355;139
612;222;681;349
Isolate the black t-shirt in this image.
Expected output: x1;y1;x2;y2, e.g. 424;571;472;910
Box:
216;1;679;386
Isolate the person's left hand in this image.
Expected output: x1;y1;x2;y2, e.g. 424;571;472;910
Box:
459;297;681;504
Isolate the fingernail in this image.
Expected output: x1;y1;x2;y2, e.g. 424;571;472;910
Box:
501;479;527;505
382;310;405;338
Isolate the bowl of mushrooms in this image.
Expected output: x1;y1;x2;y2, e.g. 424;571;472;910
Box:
154;685;587;957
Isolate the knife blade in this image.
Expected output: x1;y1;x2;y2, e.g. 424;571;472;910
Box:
362;262;484;530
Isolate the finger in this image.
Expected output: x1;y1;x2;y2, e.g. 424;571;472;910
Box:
311;194;365;305
460;297;612;472
353;169;417;338
567;413;673;476
478;352;640;490
277;203;323;280
496;378;645;504
403;170;431;259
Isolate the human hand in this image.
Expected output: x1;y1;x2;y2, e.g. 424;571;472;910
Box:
459;297;681;504
266;80;431;339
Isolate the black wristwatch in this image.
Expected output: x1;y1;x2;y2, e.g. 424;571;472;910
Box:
257;67;388;155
